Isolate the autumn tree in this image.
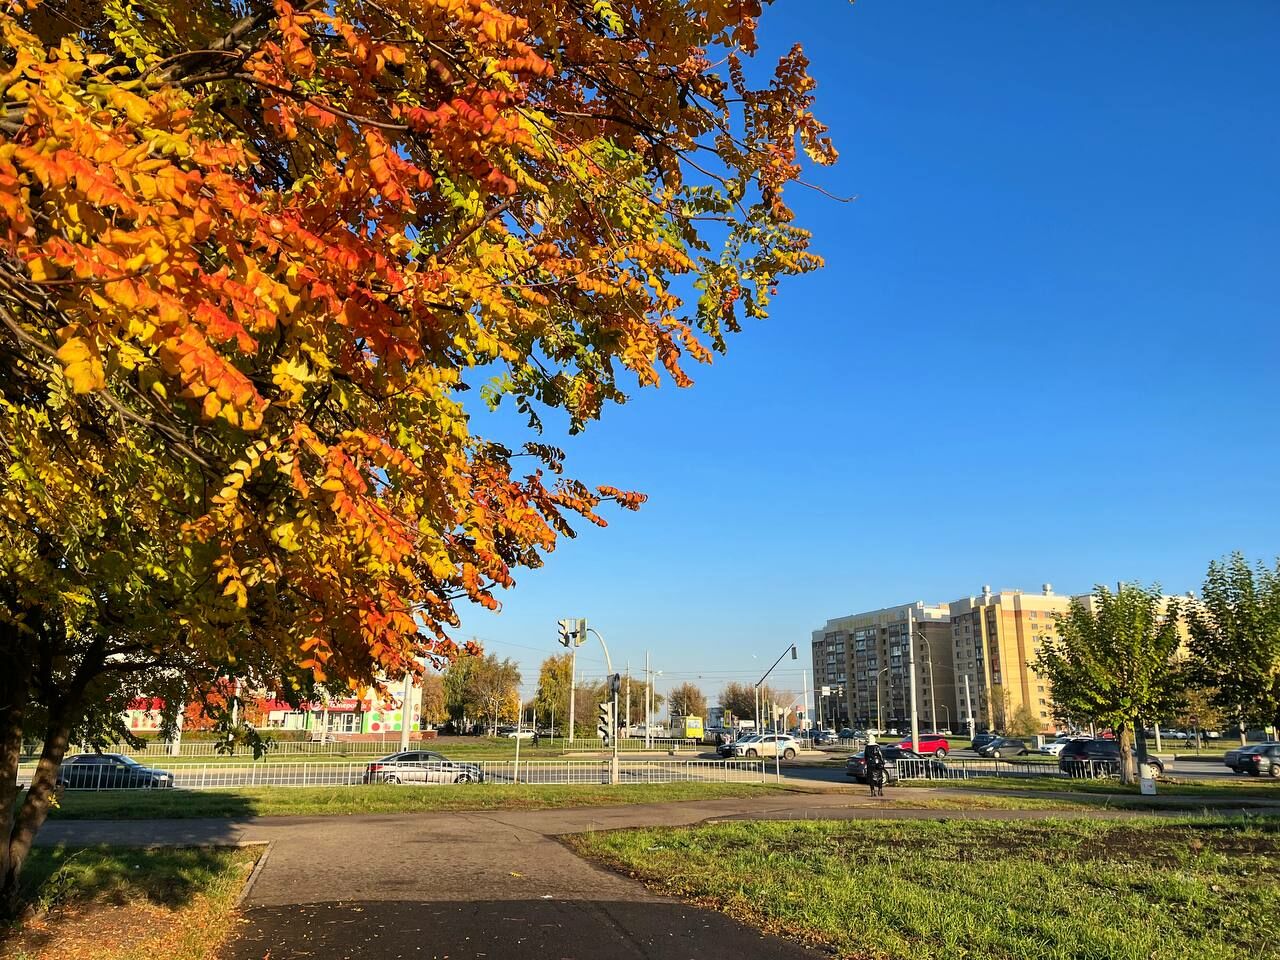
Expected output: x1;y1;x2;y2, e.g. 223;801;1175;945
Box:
442;652;520;731
667;682;707;718
1034;585;1184;784
418;674;447;728
1187;553;1280;742
719;680;784;727
0;0;837;909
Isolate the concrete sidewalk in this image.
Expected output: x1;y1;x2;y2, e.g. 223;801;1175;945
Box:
34;790;1265;960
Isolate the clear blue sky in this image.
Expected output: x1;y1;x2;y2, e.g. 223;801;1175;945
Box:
460;1;1280;705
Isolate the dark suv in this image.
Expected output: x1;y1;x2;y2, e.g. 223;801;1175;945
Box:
1058;739;1165;777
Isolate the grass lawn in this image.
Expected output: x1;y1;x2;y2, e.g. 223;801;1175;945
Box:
2;845;258;960
43;781;786;820
917;776;1280;799
569;816;1280;960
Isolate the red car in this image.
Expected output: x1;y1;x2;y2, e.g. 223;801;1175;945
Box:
899;735;949;758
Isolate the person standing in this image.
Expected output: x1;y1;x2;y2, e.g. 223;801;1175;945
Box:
865;741;887;798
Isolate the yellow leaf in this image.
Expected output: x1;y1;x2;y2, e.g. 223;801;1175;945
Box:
55;336;105;393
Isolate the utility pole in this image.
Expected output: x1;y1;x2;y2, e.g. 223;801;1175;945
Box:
964;674;974;739
645;650;652;750
625;663;631;739
907;610;920;753
802;669;809;734
399;668;414;752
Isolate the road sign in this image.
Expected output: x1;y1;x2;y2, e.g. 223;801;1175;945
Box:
597;702;615;743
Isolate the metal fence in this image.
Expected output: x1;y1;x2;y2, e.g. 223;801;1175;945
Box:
20;758;767;791
895;757;1128;781
53;736;705;759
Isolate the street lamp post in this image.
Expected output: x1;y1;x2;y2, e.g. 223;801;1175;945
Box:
875;667;889;734
755;643;798;732
919;634;939;735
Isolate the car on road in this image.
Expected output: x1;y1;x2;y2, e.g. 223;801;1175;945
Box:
1041;736;1084;757
497;726;534;739
846;746;945;783
57;753;175;789
899;735;949;758
1058;739;1165;777
1237;744;1280;777
970;732;999;752
837;728;856;740
716;733;753;757
732;734;800;759
809;730;838;746
1226;743;1280;774
975;737;1031;758
363;751;485;785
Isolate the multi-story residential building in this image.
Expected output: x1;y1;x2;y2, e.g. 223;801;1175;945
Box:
949;584;1071;734
815;583;1198;738
812;602;957;732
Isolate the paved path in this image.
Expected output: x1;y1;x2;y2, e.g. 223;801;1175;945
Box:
34;789;1270;960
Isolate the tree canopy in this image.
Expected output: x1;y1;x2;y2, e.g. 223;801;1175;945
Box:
1187;553;1280;736
1033;584;1184;783
0;0;837;909
667;682;706;718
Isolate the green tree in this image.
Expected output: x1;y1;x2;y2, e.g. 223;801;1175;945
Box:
533;654;573;731
442;653;520;732
1034;584;1184;783
1187;553;1280;742
1008;704;1040;739
667;683;707;719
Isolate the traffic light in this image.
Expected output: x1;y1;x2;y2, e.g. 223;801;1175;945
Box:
556;618;588;647
609;672;621;695
597;701;615;743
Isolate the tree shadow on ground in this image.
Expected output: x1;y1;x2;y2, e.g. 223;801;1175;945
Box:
226;898;825;960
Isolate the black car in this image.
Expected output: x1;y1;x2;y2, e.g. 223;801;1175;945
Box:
807;730;838;746
1235;744;1280;777
1058;739;1165;777
976;737;1030;758
970;732;999;751
846;746;945;783
1225;743;1280;773
57;753;175;789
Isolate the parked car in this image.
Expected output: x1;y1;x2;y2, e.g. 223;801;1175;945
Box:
976;737;1030;759
733;734;800;759
899;735;949;758
1226;743;1280;774
57;753;175;790
497;726;534;739
846;746;945;783
805;729;838;746
363;751;485;784
1058;739;1165;777
837;728;856;740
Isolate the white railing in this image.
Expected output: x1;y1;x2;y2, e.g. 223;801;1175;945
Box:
894;757;1124;781
58;739;427;758
558;738;700;752
22;758;767;790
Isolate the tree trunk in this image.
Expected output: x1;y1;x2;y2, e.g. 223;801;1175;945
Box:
0;649;33;918
1116;722;1137;785
3;704;77;917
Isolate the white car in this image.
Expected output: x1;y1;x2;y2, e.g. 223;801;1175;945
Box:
732;734;800;759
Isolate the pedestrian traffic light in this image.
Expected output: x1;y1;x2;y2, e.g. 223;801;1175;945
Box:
597;702;615;743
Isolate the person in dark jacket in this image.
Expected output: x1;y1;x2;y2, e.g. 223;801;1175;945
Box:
865;741;887;797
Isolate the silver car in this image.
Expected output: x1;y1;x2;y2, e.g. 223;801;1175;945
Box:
732;734;800;759
363;751;484;785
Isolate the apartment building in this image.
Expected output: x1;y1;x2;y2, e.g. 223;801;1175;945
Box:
949;584;1070;734
811;602;958;732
